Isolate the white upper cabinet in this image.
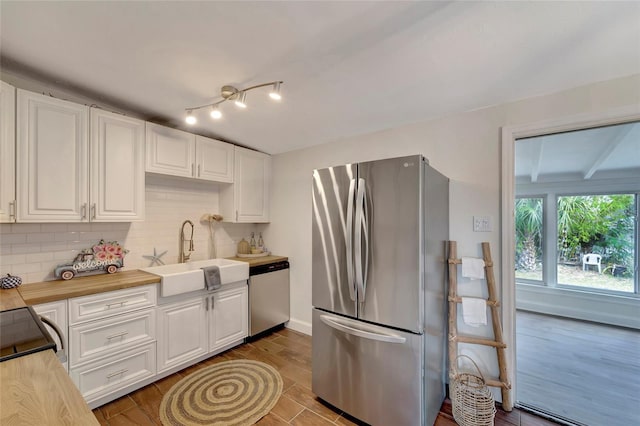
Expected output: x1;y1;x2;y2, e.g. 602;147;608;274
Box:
17;89;89;222
220;146;271;223
195;136;234;183
90;109;145;221
145;123;195;178
0;81;16;223
146;123;233;182
16;89;145;222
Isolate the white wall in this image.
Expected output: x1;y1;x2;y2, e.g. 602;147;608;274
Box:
0;174;264;283
264;74;640;389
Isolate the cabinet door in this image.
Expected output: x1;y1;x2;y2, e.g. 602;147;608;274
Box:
210;285;248;352
17;90;89;222
145;123;195;178
0;81;15;223
226;146;271;223
195;136;234;182
33;300;68;372
157;297;208;373
90;109;145;221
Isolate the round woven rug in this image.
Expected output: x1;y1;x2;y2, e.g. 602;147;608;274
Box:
159;360;283;426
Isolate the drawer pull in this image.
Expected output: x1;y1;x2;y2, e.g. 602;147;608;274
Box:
106;369;129;379
106;301;127;309
106;331;129;340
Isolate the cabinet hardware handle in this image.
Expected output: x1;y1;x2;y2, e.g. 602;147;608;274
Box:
106;331;129;340
205;297;209;311
81;203;87;220
91;203;96;220
197;164;201;177
106;369;128;379
236;210;238;222
106;301;127;309
211;296;214;310
192;163;195;176
9;200;16;222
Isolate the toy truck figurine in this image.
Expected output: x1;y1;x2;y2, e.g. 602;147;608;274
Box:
55;240;128;280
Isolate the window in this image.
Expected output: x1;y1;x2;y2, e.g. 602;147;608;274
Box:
515;197;543;282
557;194;636;293
515;192;639;295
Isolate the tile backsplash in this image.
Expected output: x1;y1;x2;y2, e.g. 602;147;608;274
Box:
0;174;266;284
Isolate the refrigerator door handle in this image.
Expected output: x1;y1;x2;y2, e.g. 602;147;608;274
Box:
354;178;368;301
320;314;406;344
346;179;356;301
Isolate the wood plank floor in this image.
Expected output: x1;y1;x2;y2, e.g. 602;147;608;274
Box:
516;310;640;426
93;327;556;425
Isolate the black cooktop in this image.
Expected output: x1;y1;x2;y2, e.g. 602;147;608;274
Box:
0;306;56;362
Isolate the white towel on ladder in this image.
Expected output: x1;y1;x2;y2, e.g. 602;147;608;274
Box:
461;297;487;327
461;257;485;280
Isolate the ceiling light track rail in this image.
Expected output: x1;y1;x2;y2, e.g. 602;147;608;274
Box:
185;80;283;124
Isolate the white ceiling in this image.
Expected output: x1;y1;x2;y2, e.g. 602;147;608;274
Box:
1;1;639;155
515;121;640;183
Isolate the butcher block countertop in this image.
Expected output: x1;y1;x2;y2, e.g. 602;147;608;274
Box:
0;350;99;425
0;288;27;311
18;269;160;305
226;254;288;267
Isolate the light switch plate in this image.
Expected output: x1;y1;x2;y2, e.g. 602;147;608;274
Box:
473;216;492;232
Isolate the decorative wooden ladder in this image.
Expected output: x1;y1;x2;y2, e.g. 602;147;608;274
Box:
447;241;513;411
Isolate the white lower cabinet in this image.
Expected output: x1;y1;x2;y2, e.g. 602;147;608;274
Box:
68;285;158;407
70;342;156;403
157;283;249;373
41;282;248;408
156;296;208;373
209;285;248;352
33;300;68;372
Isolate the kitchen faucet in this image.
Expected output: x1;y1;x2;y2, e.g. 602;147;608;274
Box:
179;220;195;263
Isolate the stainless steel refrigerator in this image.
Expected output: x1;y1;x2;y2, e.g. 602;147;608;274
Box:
311;155;448;426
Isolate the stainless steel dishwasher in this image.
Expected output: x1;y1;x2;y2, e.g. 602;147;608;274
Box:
249;260;290;337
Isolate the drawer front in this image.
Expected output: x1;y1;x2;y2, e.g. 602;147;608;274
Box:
69;285;157;325
70;342;156;402
70;309;156;367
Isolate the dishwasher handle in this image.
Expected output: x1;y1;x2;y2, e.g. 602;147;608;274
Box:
249;261;289;276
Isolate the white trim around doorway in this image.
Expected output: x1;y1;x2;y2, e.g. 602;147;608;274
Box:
500;103;640;401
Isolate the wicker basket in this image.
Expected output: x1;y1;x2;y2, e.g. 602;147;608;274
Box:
451;355;496;426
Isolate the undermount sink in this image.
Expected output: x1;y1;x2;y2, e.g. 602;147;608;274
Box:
143;259;249;297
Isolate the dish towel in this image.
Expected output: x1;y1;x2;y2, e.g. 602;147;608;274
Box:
461;257;485;280
202;266;221;291
461;297;487;327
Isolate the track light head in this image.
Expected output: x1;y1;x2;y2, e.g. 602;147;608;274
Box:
235;91;247;108
269;82;282;100
185;110;196;125
210;105;222;119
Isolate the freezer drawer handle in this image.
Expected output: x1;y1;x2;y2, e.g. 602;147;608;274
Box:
320;314;406;344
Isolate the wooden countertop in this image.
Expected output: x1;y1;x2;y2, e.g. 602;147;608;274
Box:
0;288;27;311
18;269;160;305
0;350;98;425
226;255;288;267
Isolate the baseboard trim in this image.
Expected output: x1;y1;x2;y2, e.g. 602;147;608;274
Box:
286;318;312;335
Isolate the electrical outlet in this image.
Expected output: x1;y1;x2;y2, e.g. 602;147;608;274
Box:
473;216;492;232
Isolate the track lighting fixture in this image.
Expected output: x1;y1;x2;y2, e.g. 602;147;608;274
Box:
210;105;222;119
185;81;283;124
185;110;196;125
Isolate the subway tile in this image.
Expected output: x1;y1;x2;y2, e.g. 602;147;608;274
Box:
12;224;41;233
11;243;41;254
0;233;27;245
27;233;55;243
26;252;54;263
0;254;26;266
12;263;43;274
41;224;69;233
40;242;70;252
0;224;13;233
55;231;77;242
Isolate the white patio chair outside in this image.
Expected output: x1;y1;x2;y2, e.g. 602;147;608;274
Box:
582;253;602;273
